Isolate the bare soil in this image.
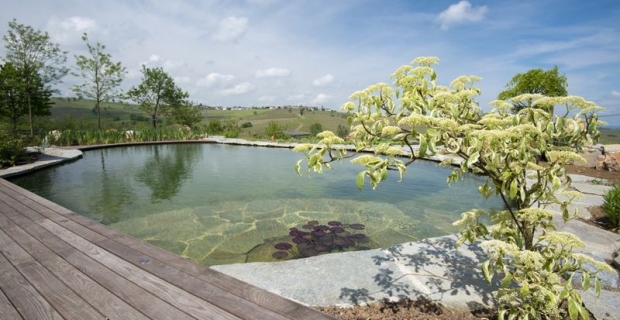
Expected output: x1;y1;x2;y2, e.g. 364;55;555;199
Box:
315;297;497;320
316;165;619;320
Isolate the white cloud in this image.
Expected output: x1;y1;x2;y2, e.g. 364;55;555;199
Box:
149;54;161;62
196;73;236;87
174;76;191;84
437;1;488;30
311;93;332;104
212;16;248;42
163;59;186;70
59;16;97;32
256;67;290;77
47;16;97;44
611;90;620;98
287;93;306;101
258;95;276;102
221;82;255;95
312;74;334;87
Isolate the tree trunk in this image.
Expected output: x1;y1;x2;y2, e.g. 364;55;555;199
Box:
96;100;101;130
27;95;34;137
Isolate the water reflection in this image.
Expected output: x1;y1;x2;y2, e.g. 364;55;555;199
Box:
135;144;202;203
87;151;135;224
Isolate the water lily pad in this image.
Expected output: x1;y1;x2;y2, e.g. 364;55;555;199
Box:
272;251;289;259
274;242;293;250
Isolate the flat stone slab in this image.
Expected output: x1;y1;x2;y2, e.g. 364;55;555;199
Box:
552;211;620;263
571;182;613;197
0;148;82;178
213;234;498;311
581;289;620;320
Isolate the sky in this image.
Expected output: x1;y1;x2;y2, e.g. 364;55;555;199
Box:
1;0;619;125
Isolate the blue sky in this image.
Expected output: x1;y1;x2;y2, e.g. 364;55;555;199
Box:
1;0;619;125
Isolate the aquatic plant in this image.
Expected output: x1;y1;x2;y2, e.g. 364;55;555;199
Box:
272;220;369;260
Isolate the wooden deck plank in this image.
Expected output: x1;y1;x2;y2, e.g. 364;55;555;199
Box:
0;212;150;320
1;178;336;320
0;286;23;320
0;215;105;319
97;238;290;320
35;219;241;320
3;188;334;320
0;189;107;243
0;252;63;320
0;179;73;216
0;211;196;320
0;228;34;266
17;260;105;319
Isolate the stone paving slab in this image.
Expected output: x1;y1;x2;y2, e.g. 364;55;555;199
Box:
0;148;82;178
213;234;498;311
581;289;620;320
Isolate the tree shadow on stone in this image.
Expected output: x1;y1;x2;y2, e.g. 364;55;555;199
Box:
339;235;499;311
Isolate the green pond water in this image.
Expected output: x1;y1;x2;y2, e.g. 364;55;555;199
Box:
10;144;504;266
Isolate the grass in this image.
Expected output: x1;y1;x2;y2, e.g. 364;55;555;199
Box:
599;128;620;145
48;99;349;140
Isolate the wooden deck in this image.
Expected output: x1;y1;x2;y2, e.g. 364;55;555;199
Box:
0;178;335;320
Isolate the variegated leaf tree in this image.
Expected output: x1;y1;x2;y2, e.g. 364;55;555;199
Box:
294;57;613;319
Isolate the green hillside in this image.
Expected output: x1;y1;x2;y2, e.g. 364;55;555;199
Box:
38;99;350;140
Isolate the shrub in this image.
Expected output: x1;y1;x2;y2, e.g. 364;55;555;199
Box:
336;124;349;138
241;122;253;128
294;56;612;319
309;123;323;136
602;185;620;232
0;133;25;168
130;114;150;122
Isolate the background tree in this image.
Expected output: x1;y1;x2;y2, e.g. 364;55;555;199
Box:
0;62;26;132
170;101;203;129
265;120;287;139
309;122;323;136
126;66;188;129
336;124;349;138
0;62;52;133
72;33;126;130
498;66;568;114
2;19;68;136
294;57;610;319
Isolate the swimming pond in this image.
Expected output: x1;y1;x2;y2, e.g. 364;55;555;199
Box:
10;143;503;266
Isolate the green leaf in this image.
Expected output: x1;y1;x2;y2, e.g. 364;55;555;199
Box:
509;180;517;199
595;278;602;296
568;299;579;320
356;171;365;190
482;260;491;283
295;159;302;175
520;281;529;296
582;274;590;290
501;272;513;288
419;135;427;157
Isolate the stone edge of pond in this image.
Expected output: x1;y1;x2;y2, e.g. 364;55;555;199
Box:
0;148;84;179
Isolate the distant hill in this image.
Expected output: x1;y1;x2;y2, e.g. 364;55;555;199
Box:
43;98;349;139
